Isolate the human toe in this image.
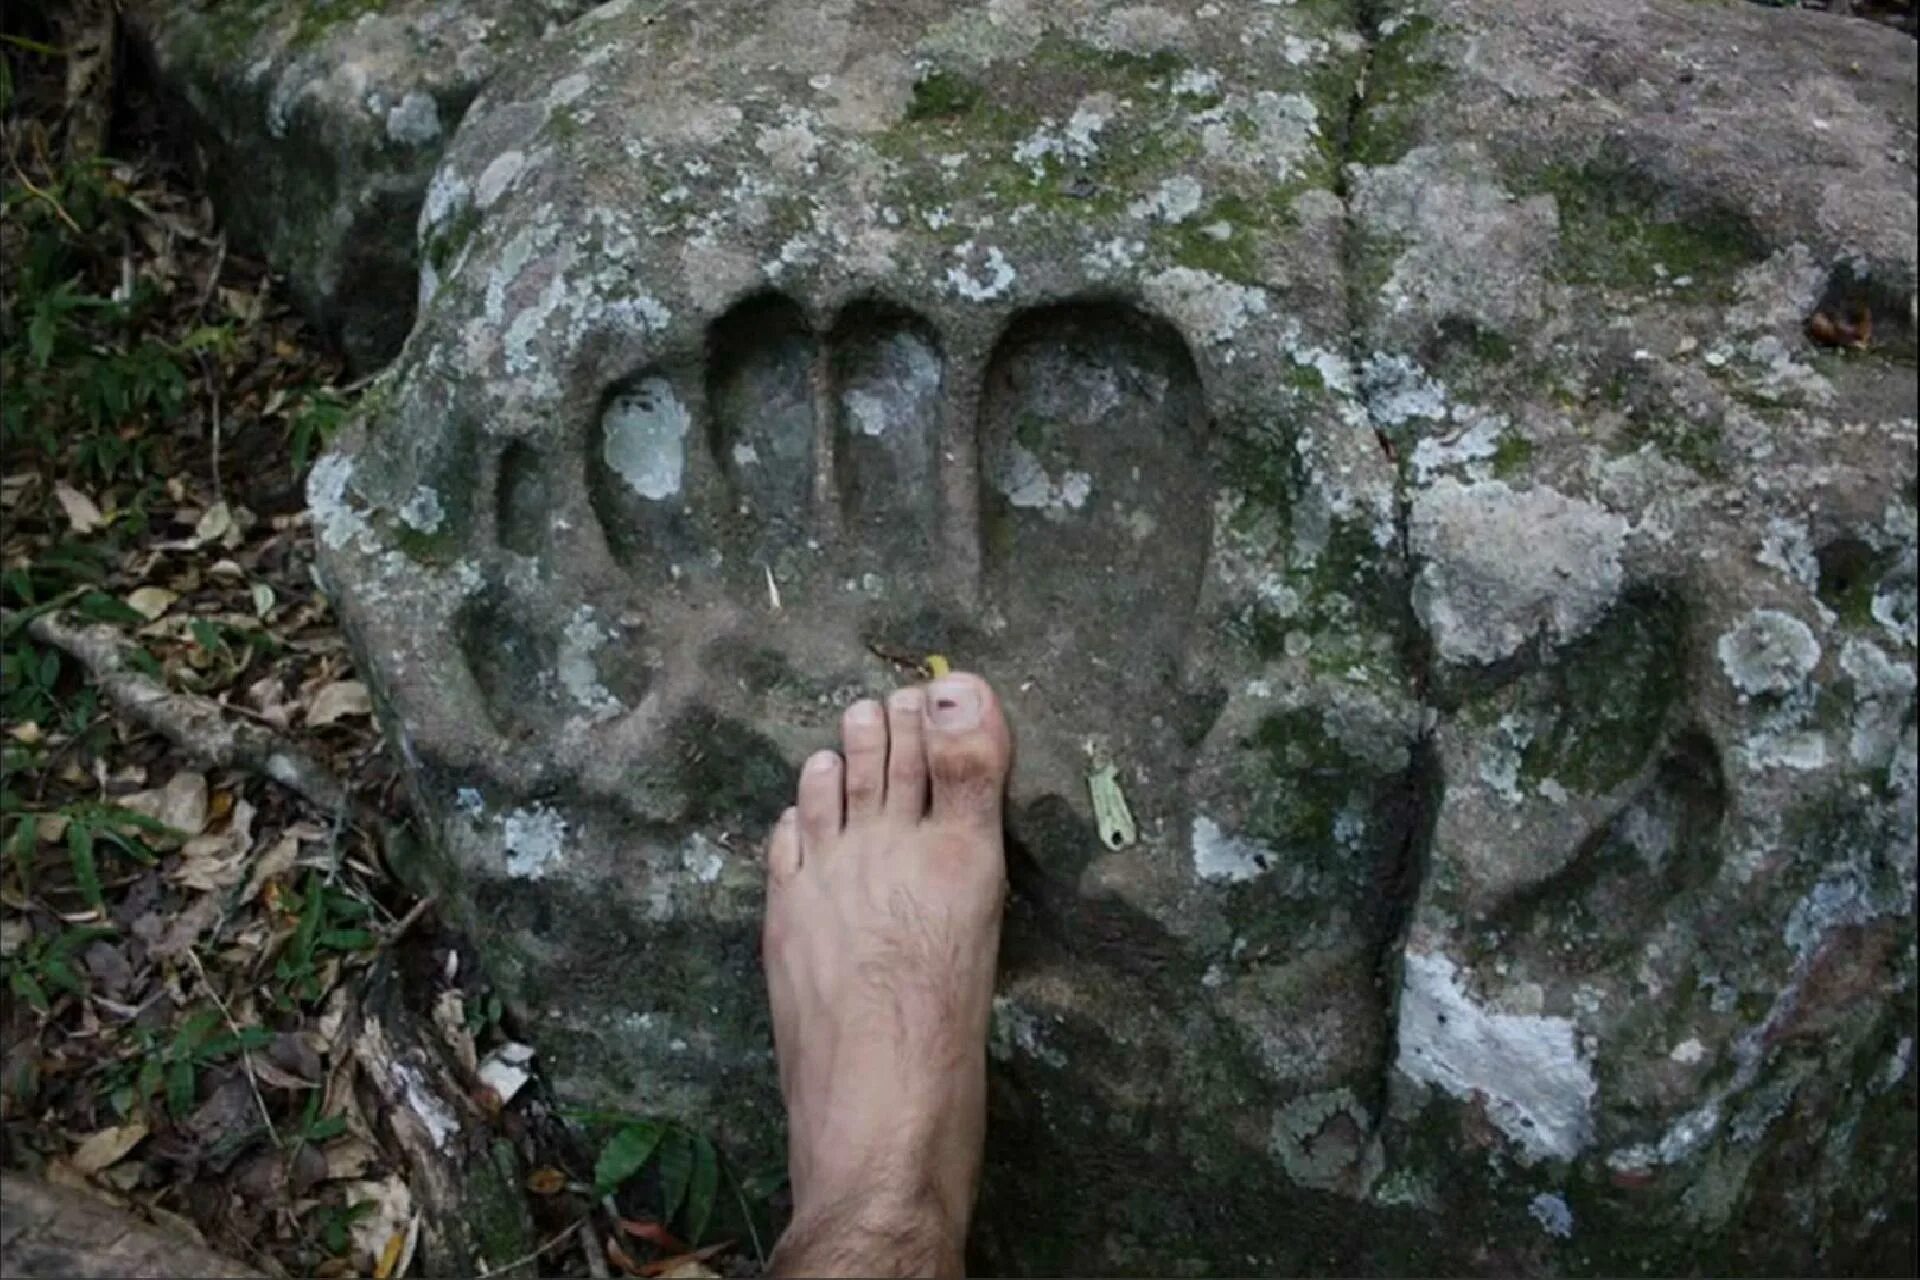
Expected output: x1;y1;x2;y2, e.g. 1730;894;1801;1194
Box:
923;673;1012;828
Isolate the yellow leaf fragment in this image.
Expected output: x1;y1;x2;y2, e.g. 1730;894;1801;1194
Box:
925;654;951;679
53;483;104;534
70;1121;148;1174
1087;764;1137;851
306;680;373;726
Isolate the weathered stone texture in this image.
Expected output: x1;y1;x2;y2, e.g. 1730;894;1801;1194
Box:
123;0;600;367
302;0;1916;1272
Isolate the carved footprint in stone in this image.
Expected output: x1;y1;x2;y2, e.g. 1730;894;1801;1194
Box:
980;303;1212;709
452;292;1223;827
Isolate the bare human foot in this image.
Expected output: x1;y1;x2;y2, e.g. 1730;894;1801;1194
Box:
762;673;1014;1279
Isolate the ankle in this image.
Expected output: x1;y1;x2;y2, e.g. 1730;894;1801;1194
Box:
772;1179;966;1278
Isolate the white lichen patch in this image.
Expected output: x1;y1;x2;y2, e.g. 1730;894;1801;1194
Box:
475;149;527;209
1171;67;1221;97
1756;516;1818;590
398;486;445;534
556;607;622;719
1409;479;1629;667
1142;267;1268;346
500;805;568;879
1361;353;1448;428
995;445;1092;516
384;91;441;147
1200;91;1320;180
1011;96;1114;175
307;454;371;552
1410;413;1505;483
842;330;942;437
1528;1192;1575;1239
1082;236;1146;277
945;241;1017;302
1269;1089;1373;1192
1191;816;1277;883
1716;609;1821;697
602;377;689;500
1128;175;1205;223
546;72;591;110
682;834;725;884
1396;950;1597;1162
1741;727;1827;772
1871;542;1918;648
989;996;1068;1068
755;115;823;175
1840;638;1917;767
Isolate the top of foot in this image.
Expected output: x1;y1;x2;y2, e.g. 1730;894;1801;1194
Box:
762;673;1012;1277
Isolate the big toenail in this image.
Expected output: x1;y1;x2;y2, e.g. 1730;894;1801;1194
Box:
890;688;925;714
926;678;980;730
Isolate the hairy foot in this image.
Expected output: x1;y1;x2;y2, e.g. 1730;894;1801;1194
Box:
763;673;1013;1278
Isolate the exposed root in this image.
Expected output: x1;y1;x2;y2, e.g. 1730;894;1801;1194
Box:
25;610;373;829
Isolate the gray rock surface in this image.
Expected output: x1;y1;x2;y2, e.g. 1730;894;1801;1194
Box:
124;0;600;367
310;0;1917;1272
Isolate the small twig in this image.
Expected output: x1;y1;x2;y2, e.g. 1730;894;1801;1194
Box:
26;611;375;829
0;32;67;56
470;1218;586;1280
380;895;435;947
581;1219;611;1280
9;163;83;235
204;353;224;505
184;948;282;1150
722;1155;767;1268
193;233;227;323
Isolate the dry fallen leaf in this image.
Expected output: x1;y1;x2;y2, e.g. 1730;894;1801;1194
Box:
323;1137;381;1183
170;798;256;893
621;1221;689;1254
525;1166;569;1195
53;482;105;534
149;895;221;958
345;1174;414;1277
645;1247;727;1279
193;501;233;546
306;680;373;727
431;990;477;1076
241;832;301;903
476;1042;536;1106
120;770;208;836
70;1121;149;1175
8;722;42;745
125;586;178;621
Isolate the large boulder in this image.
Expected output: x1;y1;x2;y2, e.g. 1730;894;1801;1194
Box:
124;0;600;367
312;0;1917;1272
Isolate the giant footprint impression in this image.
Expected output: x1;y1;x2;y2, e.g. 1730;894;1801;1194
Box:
313;0;1918;1271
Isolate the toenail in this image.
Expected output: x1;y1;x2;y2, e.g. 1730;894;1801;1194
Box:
926;677;980;730
890;688;925;714
806;751;839;774
846;700;882;726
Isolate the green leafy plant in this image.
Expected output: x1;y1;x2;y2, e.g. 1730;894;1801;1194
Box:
289;1088;349;1149
314;1198;379;1256
271;870;378;1008
0;158;233;488
286;388;350;474
100;1007;274;1120
589;1116;723;1244
2;922;115;1013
